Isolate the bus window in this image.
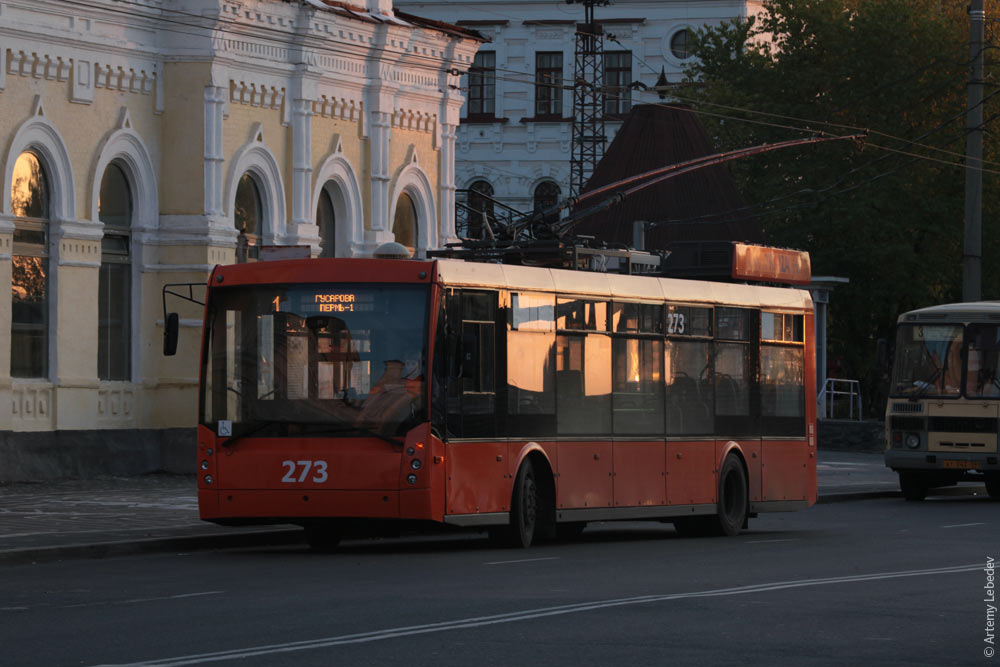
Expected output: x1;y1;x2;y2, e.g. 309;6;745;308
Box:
508;328;555;437
761;312;805;436
202;284;427;437
966;324;1000;398
611;302;663;334
665;340;713;435
556;334;611;434
714;308;752;435
612;337;664;434
512;292;554;331
441;290;498;438
891;324;963;397
556;298;607;331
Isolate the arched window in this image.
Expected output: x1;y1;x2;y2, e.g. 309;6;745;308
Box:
392;192;417;255
98;161;133;381
316;187;336;258
234;172;262;262
10;151;50;378
533;181;561;224
467;180;494;240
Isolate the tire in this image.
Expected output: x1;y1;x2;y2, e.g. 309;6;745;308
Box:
304;522;342;551
899;471;928;502
985;472;1000;500
713;455;749;537
491;460;539;548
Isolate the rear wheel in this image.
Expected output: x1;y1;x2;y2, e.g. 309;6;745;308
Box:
713;455;749;536
491;460;539;548
899;471;928;502
985;472;1000;499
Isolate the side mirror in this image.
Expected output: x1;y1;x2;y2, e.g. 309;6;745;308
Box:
163;312;179;356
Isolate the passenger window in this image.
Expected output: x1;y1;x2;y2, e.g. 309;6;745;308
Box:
556;334;612;434
613;337;664;434
512;292;555;332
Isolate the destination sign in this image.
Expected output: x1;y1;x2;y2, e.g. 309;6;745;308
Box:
314;293;356;313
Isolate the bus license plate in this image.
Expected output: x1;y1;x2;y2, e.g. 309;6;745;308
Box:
942;460;975;469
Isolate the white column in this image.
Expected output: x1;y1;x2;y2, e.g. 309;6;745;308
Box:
438;122;459;245
203;85;226;218
287;97;319;249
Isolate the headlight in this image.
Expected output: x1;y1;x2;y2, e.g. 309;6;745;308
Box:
200;460;209;470
905;434;920;449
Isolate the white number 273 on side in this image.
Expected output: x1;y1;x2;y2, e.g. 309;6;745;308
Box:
280;460;329;483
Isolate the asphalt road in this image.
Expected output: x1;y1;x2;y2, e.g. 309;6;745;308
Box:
1;496;997;667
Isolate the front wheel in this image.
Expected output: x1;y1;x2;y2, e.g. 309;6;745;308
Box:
491;460;539;548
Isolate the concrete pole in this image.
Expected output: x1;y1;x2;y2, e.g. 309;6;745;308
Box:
963;0;984;302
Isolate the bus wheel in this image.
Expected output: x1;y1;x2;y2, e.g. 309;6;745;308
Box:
492;460;539;548
985;473;1000;500
304;522;341;551
714;455;748;536
899;472;928;502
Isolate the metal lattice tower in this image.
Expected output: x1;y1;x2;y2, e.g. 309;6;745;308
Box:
569;1;609;197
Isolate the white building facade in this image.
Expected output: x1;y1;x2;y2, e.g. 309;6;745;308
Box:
395;0;761;218
0;0;481;479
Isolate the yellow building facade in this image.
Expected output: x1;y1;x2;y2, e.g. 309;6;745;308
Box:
0;0;481;480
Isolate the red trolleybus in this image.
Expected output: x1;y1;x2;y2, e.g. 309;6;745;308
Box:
176;244;816;548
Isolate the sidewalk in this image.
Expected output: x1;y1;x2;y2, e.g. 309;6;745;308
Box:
0;450;967;565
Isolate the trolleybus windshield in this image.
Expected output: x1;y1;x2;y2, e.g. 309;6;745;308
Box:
201;283;428;437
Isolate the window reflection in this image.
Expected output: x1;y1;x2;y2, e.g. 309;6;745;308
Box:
557;334;611;434
11;152;47;219
507;330;555;436
11;151;49;378
11;257;48;377
613;337;663;434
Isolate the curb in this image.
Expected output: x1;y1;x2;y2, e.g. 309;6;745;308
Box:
0;528;303;566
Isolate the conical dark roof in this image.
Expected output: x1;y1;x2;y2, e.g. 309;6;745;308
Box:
571;104;761;248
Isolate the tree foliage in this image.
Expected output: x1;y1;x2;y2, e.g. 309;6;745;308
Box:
682;0;1000;413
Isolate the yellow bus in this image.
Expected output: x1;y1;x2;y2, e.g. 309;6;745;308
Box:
885;302;1000;500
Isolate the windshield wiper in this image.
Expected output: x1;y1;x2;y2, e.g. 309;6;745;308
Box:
293;423;405;449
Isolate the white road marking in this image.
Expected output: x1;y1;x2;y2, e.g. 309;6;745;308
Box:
483;556;559;566
95;563;982;667
65;591;223;609
941;522;985;529
745;538;800;544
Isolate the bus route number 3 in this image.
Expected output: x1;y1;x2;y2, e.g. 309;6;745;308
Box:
280;460;329;483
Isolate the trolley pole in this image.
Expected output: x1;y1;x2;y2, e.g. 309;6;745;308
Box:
963;0;984;302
